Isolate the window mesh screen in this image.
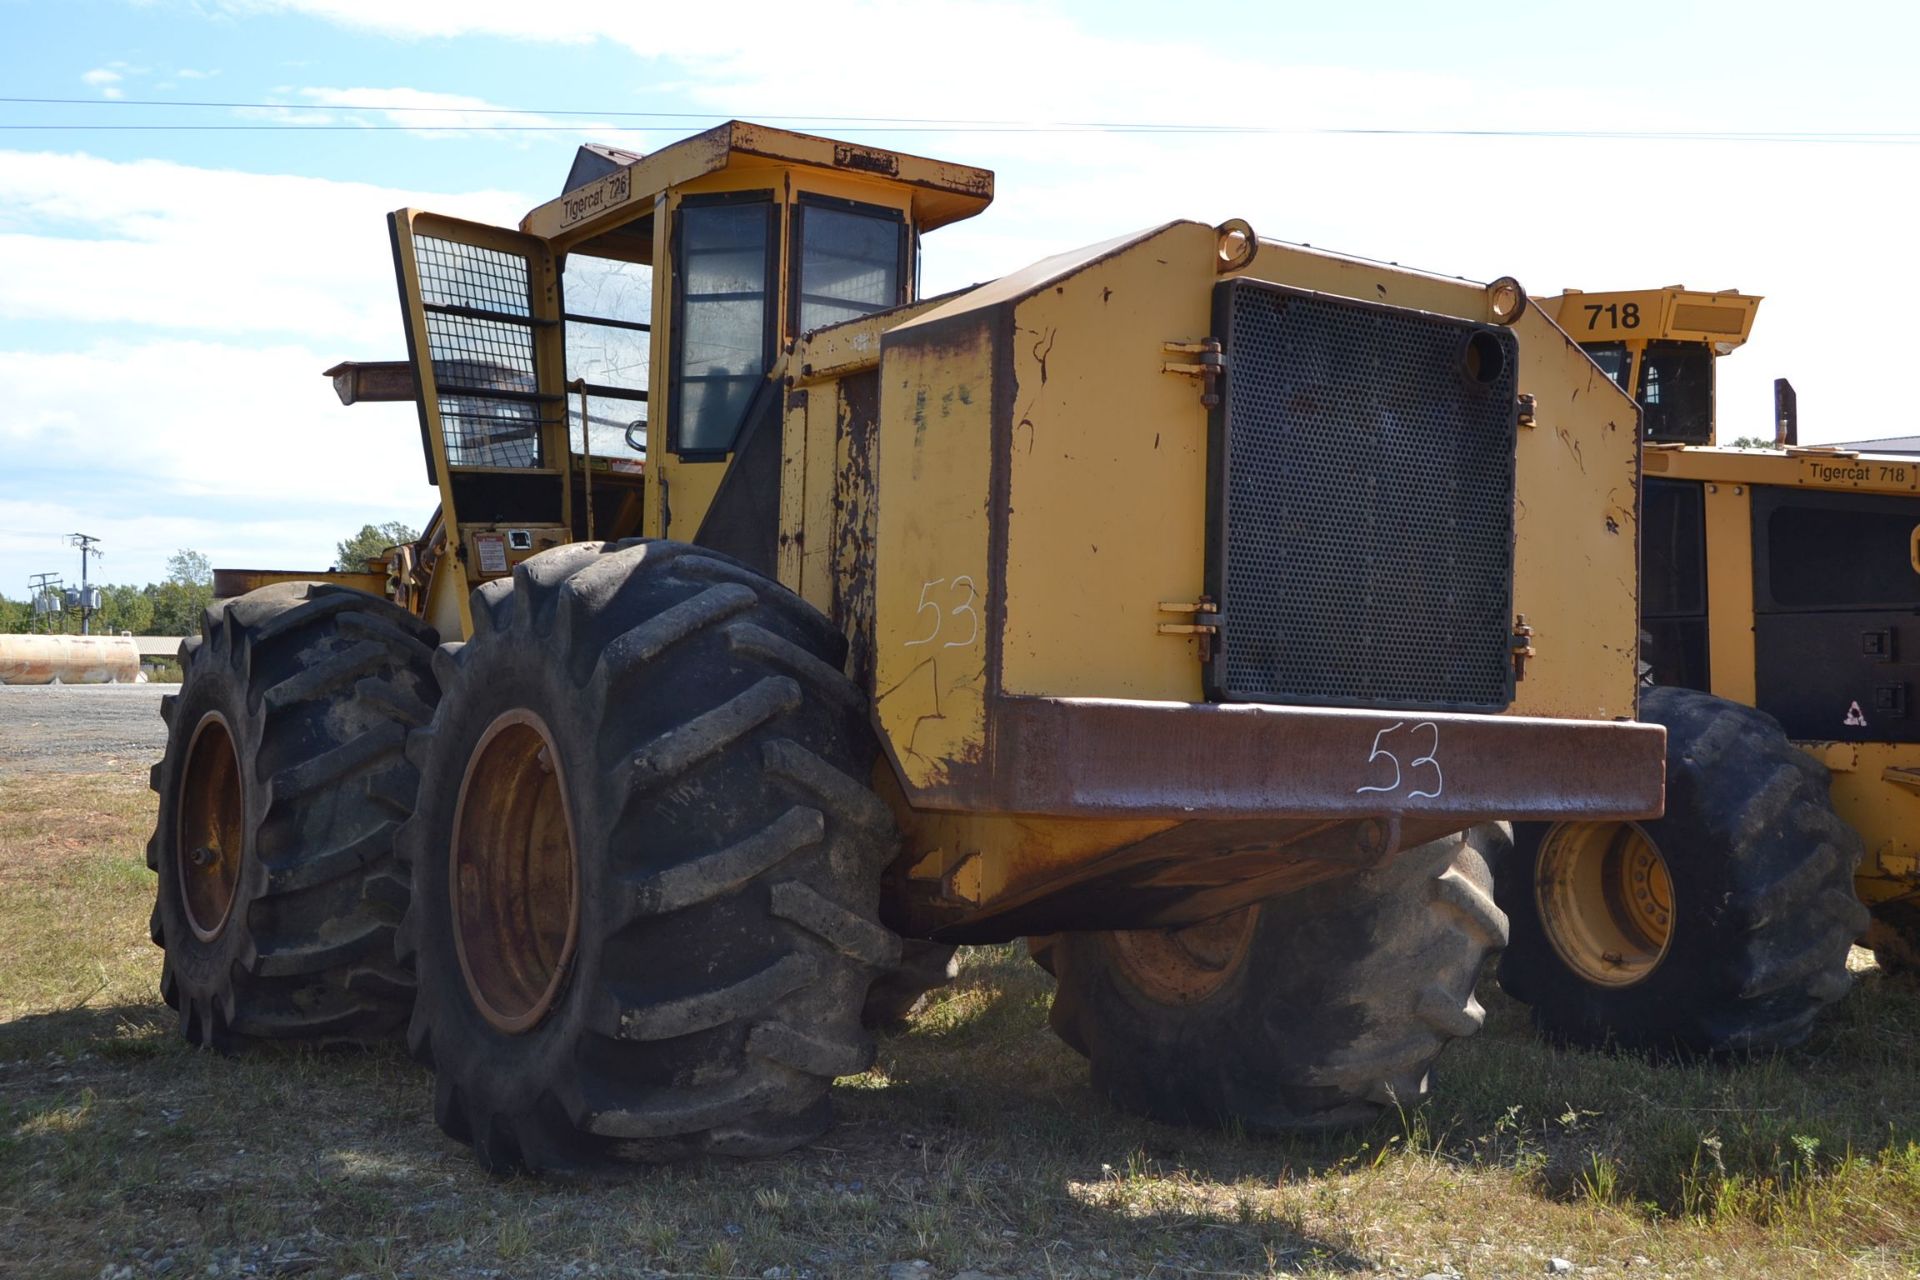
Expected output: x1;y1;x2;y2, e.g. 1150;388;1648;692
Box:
415;235;549;468
1211;281;1517;711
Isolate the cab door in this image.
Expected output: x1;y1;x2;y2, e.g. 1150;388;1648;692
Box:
390;211;572;640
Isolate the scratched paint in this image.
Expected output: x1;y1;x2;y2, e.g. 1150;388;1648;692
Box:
871;314;995;796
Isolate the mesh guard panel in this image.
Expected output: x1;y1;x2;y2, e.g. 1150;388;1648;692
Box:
1206;281;1517;712
414;236;550;468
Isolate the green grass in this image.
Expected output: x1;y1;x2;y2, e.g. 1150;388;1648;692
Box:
6;767;1920;1278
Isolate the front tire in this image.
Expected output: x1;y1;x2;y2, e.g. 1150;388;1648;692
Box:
147;583;438;1049
1496;687;1867;1053
1045;826;1508;1131
399;541;900;1173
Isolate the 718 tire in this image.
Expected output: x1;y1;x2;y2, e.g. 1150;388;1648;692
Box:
1496;687;1867;1053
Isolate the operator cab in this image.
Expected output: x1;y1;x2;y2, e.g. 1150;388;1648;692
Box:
1540;287;1760;445
390;123;992;636
523;123;993;538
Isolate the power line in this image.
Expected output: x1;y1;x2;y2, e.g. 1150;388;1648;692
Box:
0;96;1915;143
1;122;1916;144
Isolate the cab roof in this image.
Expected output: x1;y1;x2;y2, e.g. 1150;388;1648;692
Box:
522;120;994;245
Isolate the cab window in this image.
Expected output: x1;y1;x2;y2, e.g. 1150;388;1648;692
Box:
1637;340;1713;444
791;196;906;335
1580;342;1632;393
563;249;651;461
672;194;777;456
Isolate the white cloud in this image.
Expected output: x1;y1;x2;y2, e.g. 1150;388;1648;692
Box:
0;151;536;592
0;150;530;341
0;338;442;590
80;67;124;99
241;86;627;142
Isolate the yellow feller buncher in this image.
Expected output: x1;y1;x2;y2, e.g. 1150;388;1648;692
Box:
1495;286;1907;1053
149;122;1666;1172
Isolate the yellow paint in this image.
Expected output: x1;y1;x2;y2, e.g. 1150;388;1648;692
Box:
1235;240;1495;318
1505;306;1642;719
777;385;813;600
1806;742;1920;902
213;569;389;598
1000;222;1218;699
1659;447;1920;495
895;807;1177;907
1543;287;1760;351
1701;482;1758;705
521;120;991;250
423;555;468;641
870;314;994;797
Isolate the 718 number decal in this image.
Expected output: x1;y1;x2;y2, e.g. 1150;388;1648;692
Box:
1583;302;1640;330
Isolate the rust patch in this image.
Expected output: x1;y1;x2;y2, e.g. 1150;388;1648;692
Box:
833;371;882;697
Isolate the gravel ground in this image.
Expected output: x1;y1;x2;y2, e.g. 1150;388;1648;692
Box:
0;683;174;774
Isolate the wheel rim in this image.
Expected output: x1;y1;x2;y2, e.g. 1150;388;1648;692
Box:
1104;906;1260;1005
177;711;244;942
450;710;581;1034
1535;821;1674;987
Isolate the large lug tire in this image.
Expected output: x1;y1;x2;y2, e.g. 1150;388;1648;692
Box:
1045;826;1509;1131
398;540;901;1173
862;941;961;1030
1496;687;1868;1054
146;583;439;1050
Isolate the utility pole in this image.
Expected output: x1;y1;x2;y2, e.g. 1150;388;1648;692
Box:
68;533;102;635
27;572;62;634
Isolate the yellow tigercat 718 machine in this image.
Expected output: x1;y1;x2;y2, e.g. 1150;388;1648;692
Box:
147;123;1664;1172
1495;286;1918;1054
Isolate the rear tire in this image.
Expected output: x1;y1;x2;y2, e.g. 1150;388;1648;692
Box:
1496;687;1867;1053
146;583;438;1049
1045;826;1508;1131
399;541;900;1173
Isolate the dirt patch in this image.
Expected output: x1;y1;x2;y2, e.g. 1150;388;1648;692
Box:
0;684;173;775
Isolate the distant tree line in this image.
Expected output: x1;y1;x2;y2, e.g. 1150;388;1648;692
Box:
0;523;419;637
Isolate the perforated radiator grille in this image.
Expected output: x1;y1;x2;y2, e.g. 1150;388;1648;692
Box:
1207;280;1518;711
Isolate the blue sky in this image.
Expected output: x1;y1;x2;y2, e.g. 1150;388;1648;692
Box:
3;0;1918;596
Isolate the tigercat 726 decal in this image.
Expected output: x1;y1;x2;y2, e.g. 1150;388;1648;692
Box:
559;168;632;229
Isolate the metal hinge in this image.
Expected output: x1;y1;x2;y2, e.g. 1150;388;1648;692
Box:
1511;613;1536;681
1163;339;1227;407
1159;599;1220;659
